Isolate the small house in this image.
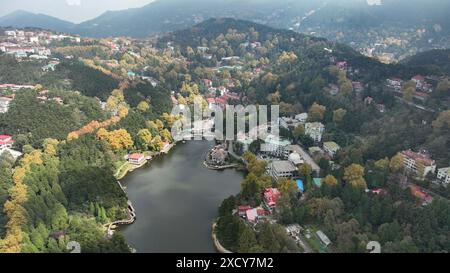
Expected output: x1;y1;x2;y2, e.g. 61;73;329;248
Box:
127;153;146;165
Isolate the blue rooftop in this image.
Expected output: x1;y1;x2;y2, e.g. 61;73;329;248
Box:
296;179;304;192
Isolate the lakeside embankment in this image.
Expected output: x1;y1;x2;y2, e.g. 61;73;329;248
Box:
212;221;233;253
115;143;176;180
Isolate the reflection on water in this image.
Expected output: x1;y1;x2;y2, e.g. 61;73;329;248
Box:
120;141;244;253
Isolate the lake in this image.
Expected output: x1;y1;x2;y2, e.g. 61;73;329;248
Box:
120;141;244;253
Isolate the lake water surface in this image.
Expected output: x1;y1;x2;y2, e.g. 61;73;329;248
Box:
120;141;244;252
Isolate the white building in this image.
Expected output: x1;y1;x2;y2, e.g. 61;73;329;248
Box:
0;148;23;161
0;97;12;113
305;122;325;142
316;230;331;247
437;167;450;185
295;113;308;123
260;134;291;158
401;150;436;178
288;152;303;165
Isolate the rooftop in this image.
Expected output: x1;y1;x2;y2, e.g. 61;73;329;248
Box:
313;178;322;187
128;153;145;160
305;122;325;130
270;160;297;173
401;150;435;166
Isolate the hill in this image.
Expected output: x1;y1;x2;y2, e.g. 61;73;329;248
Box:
0;10;74;33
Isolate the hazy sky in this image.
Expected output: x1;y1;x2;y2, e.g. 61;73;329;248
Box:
0;0;155;23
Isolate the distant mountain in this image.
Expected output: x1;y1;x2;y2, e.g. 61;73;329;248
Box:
73;0;320;38
1;0;450;41
0;10;75;32
75;0;450;38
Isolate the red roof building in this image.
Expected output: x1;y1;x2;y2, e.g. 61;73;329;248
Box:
263;188;281;208
0;135;14;148
412;75;425;82
127;153;146;165
238;205;252;216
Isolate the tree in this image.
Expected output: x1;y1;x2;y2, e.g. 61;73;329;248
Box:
308;102;326;121
137;129;152;149
343;164;367;188
436;78;450;95
106;129;133;150
298;164;312;179
96;128;109;140
323;175;338;186
238;226;258;253
390;153;404;173
333;108;347;123
402;80;416;102
43;138;59;156
137;101;150;112
340;80;353;96
117;106;129;118
160;129;173;142
267;91;281;104
151;135;165;151
278;178;298;198
432;110;450;132
292;125;305;140
375;157;390;171
218;196;236;217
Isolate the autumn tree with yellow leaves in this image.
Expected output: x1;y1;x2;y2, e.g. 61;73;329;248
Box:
343;164;367;188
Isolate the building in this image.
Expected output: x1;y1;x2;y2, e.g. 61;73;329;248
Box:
313;178;322;187
323;141;341;157
410;185;433;206
238;205;252;217
245;206;266;223
0;97;12;113
305;122;325;142
286;145;321;175
263;188;282;208
260;135;291;158
0;148;23;160
412;75;425;90
308;146;323;155
278;117;300;130
267;160;297;179
401;150;436;178
288;152;303;165
210;146;228;165
437;167;450;185
316;230;331;247
295;113;308;123
0;135;14;149
127;153;146;165
386;78;403;91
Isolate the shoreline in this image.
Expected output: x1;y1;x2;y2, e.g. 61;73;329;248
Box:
211;220;233;253
115;143;177;180
108;143;177;237
203;160;239;170
112;141;240;253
